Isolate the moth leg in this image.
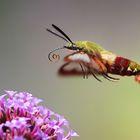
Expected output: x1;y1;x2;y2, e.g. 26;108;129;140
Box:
79;63;86;79
80;63;89;79
102;74;116;82
92;57;107;73
87;66;102;82
103;73;120;81
91;71;102;82
92;57;117;81
85;65;89;79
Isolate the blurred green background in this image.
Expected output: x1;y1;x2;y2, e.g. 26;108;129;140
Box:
1;0;140;140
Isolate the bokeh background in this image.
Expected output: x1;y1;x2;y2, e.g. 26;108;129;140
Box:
1;0;140;140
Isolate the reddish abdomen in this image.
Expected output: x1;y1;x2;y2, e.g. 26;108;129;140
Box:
108;56;133;76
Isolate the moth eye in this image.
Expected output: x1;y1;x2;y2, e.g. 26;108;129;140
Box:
70;46;79;50
79;47;83;50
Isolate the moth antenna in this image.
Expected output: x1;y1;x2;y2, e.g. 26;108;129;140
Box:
52;24;74;45
48;47;65;62
46;28;69;43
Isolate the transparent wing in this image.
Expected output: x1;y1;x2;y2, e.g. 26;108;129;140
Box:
58;52;119;81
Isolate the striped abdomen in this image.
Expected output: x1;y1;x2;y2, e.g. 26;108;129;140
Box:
108;56;140;76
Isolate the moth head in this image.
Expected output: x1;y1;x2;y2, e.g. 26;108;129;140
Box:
47;24;82;61
64;42;83;51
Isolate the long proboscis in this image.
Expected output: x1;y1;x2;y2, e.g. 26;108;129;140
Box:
48;47;65;62
47;24;75;61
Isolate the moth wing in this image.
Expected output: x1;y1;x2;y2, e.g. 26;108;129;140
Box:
59;52;103;76
58;62;84;76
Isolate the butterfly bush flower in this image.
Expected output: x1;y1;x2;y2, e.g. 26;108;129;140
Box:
0;91;78;140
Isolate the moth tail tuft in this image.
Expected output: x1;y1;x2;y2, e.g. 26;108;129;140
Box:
135;75;140;84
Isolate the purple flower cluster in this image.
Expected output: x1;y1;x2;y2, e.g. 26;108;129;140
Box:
0;91;78;140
